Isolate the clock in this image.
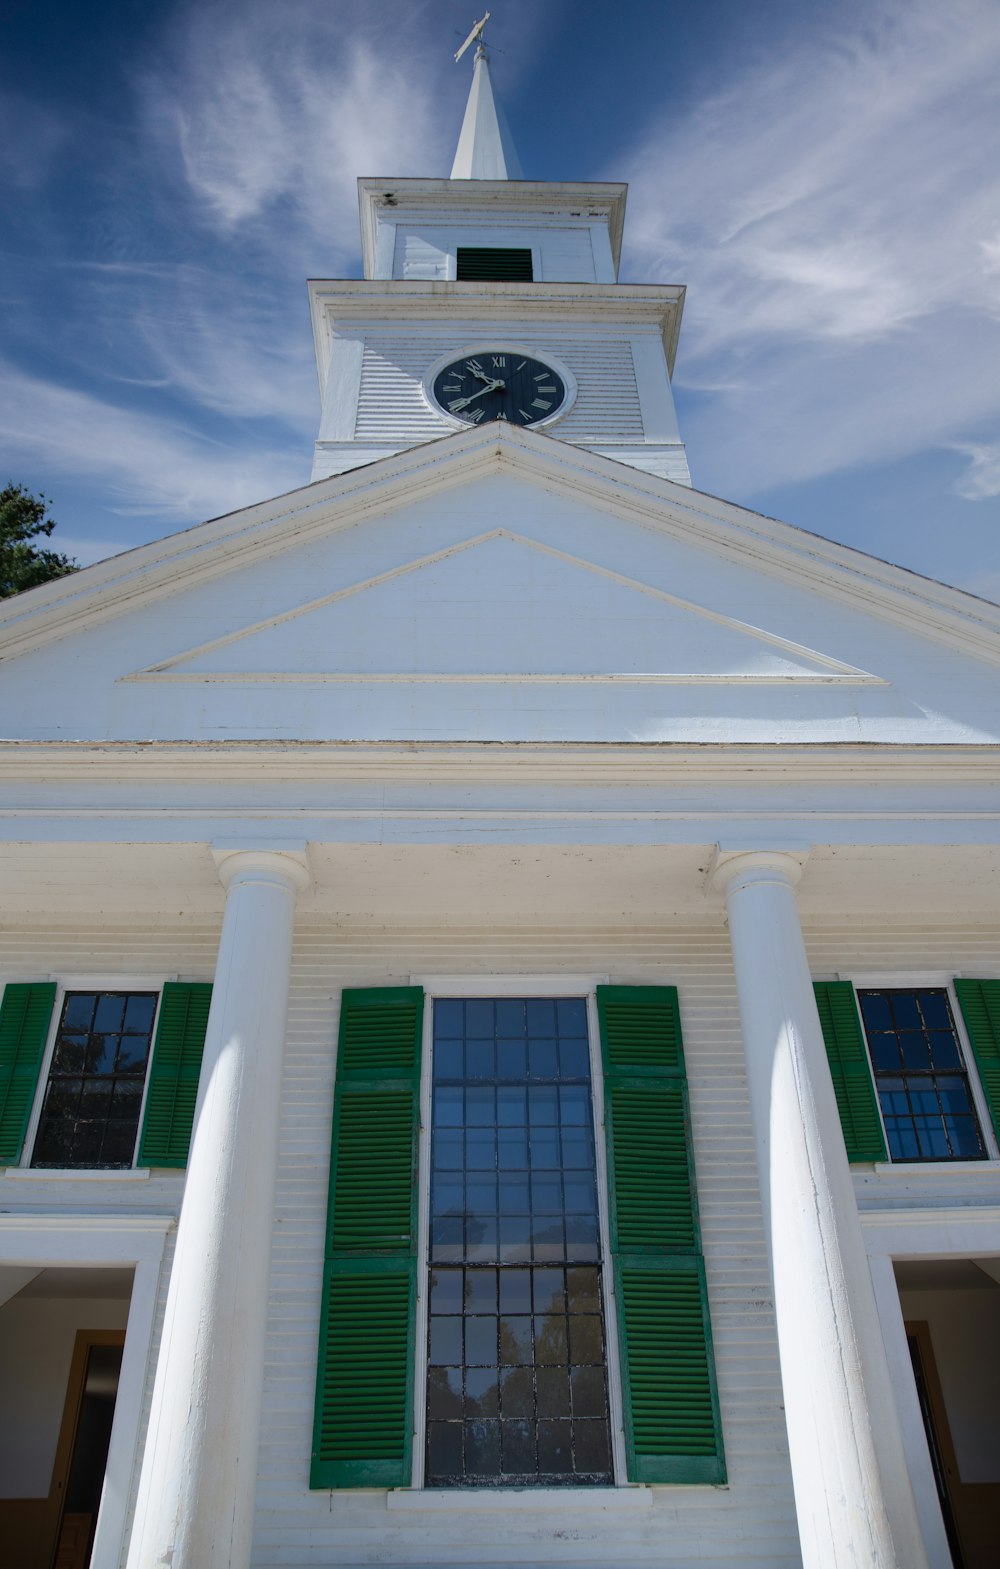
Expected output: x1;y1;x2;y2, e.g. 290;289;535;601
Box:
430;351;569;427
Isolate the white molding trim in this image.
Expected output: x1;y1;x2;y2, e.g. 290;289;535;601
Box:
386;1485;651;1512
117;524;880;688
0;741;996;788
0;1214;172;1569
414;973;608;995
860;1206;1000;1251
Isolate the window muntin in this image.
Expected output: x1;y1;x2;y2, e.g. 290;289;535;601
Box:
857;987;986;1162
426;996;613;1486
31;991;157;1169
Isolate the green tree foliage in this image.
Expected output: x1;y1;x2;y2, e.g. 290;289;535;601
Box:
0;484;78;598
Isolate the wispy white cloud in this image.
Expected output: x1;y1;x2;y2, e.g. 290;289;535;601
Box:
618;0;1000;498
0;360;307;524
951;440;1000;501
140;1;449;251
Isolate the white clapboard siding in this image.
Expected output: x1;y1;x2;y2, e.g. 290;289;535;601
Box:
355;334;644;443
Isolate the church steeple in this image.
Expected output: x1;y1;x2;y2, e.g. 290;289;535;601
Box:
450;44;523;180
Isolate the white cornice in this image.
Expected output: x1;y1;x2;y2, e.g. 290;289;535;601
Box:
306;280;686;382
357;178;629;275
0;741;996;788
0;423;998;667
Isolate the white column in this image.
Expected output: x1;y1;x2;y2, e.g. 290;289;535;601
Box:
711;850;928;1569
127;848;309;1569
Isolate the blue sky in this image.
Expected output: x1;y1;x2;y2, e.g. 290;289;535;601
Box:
2;0;999;600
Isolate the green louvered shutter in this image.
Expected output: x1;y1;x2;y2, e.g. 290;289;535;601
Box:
954;979;1000;1144
137;982;213;1168
311;986;424;1489
813;982;887;1163
597;985;725;1485
0;982;56;1165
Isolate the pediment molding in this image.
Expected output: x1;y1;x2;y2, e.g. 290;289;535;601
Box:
120;527;882;688
1;424;998;669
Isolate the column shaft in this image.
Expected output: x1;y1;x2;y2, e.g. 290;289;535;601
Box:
714;852;927;1569
127;850;308;1569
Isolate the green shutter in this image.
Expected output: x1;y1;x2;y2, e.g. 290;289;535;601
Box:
954;979;1000;1145
137;983;213;1168
597;985;725;1485
0;982;56;1165
813;982;887;1163
311;986;423;1489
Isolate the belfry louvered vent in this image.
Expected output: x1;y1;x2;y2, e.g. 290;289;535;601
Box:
456;246;533;280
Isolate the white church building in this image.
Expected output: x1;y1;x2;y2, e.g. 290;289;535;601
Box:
0;36;998;1569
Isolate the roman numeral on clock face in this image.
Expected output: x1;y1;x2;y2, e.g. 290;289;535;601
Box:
531;399;552;411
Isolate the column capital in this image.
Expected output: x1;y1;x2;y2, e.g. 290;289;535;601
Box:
708;844;809;897
211;842;311;894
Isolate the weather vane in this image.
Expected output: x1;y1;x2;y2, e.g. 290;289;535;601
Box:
454;11;491;63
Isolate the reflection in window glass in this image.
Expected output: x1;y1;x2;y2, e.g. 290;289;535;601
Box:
427;997;612;1486
32;991;157;1169
858;988;985;1162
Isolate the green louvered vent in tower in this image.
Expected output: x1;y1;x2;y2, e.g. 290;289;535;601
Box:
456;246;533;280
813;982;887;1163
597;985;725;1485
137;983;213;1168
312;986;424;1490
0;982;56;1165
954;979;1000;1144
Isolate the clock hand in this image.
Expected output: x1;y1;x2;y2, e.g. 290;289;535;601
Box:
449;378;505;412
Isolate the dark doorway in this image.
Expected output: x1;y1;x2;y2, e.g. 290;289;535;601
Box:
51;1335;124;1569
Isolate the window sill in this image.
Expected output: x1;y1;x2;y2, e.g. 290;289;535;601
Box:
4;1167;152;1181
387;1486;651;1512
870;1161;996;1176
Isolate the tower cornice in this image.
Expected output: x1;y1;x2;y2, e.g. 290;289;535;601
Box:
307;279;686;387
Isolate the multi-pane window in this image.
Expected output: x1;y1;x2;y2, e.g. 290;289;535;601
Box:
857;988;986;1162
31;991;157;1168
426;996;613;1486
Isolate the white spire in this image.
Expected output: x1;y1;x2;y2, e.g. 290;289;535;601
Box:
450;46;524;180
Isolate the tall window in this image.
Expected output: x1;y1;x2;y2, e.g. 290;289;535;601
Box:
426;996;613;1486
31;991;157;1168
857;987;986;1162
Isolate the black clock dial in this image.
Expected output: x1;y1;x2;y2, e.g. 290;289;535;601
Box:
432;353;567;426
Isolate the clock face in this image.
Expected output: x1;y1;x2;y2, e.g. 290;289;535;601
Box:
431;352;568;427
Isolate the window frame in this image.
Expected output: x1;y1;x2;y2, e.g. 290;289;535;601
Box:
838;972;1000;1165
19;975;174;1173
410;974;630;1492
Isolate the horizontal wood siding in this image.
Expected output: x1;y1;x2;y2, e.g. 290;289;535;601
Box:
355;334;643;443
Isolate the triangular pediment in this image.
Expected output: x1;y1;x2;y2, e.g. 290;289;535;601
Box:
122;528;879;687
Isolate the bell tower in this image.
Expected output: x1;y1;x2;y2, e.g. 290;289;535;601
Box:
308;28;690;485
